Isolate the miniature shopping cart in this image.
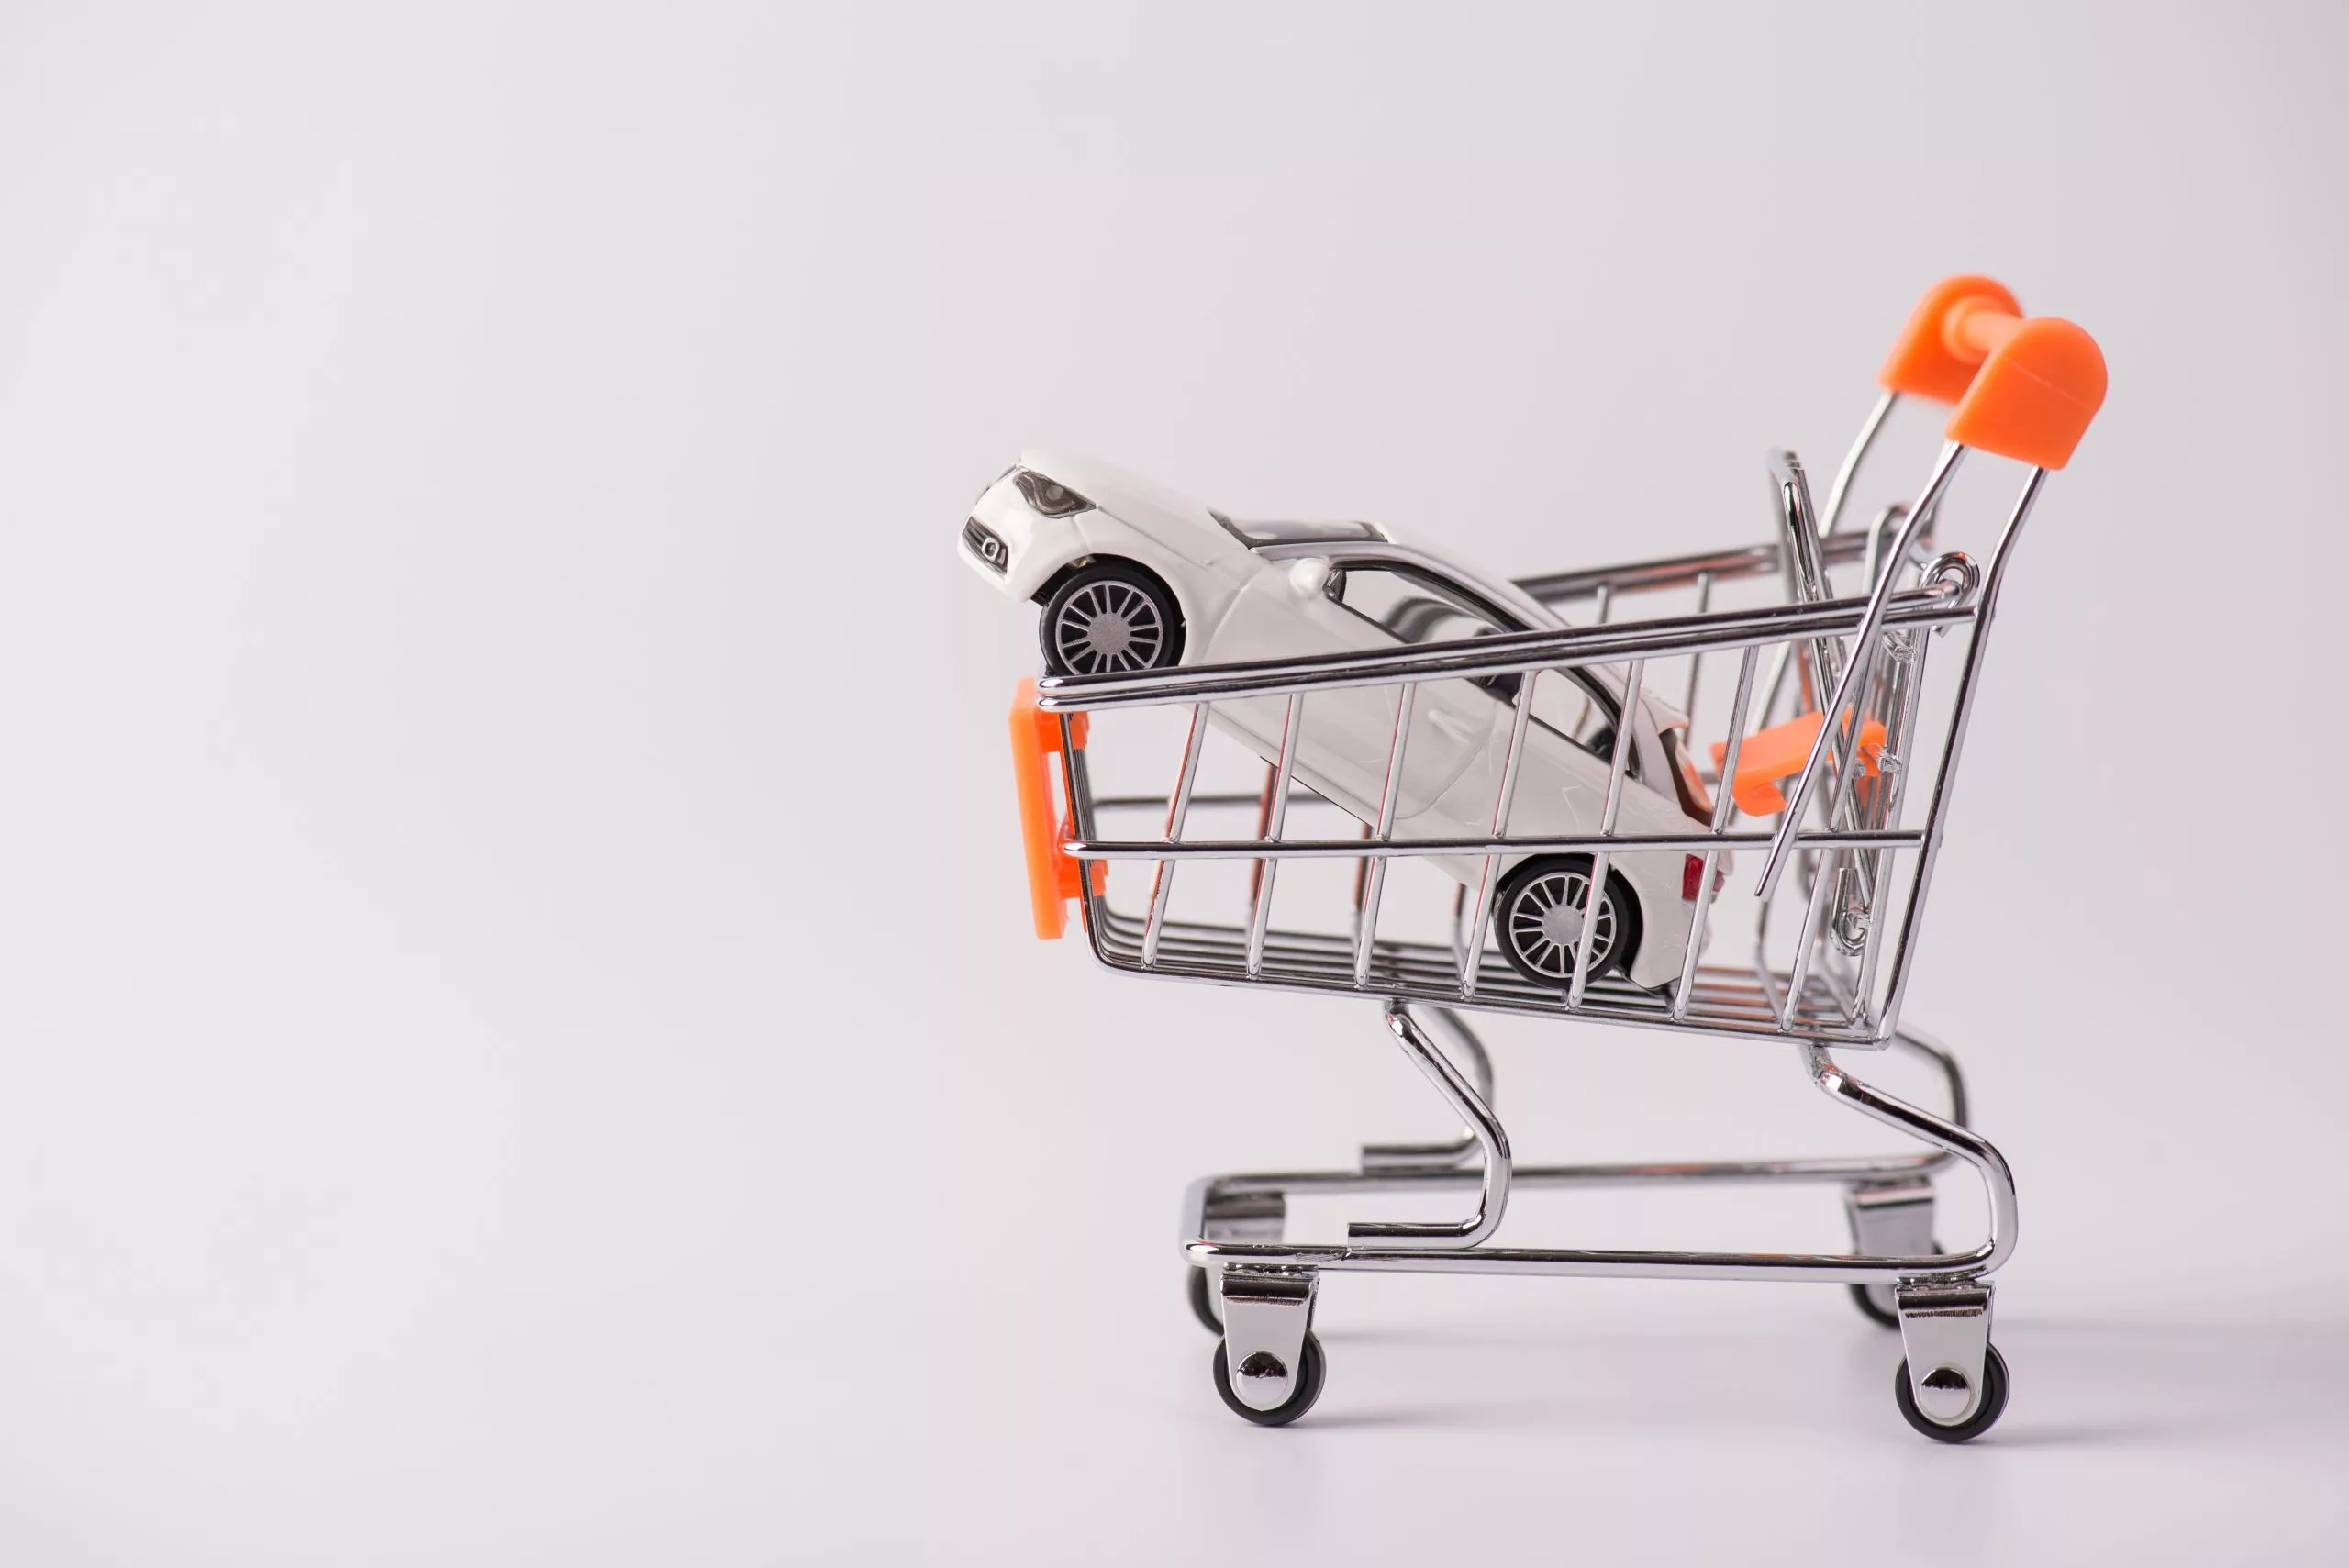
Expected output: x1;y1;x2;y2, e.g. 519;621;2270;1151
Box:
1002;277;2105;1440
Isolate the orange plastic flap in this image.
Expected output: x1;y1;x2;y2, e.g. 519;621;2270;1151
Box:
1709;709;1887;817
1008;678;1097;940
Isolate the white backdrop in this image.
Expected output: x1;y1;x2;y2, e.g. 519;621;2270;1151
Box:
2;4;2344;1563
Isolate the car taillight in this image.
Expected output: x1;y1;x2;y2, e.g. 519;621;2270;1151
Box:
1681;854;1724;902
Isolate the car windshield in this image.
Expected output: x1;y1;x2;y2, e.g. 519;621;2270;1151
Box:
1324;562;1632;774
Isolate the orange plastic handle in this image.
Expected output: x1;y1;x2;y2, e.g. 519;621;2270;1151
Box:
1008;677;1099;939
1878;275;2108;470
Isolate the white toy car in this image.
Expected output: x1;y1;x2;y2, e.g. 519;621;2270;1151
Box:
960;452;1722;994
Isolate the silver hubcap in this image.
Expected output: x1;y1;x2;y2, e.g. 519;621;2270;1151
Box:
1508;868;1617;980
1054;580;1166;674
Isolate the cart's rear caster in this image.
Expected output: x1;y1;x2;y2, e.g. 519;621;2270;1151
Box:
1212;1334;1326;1427
1894;1343;2009;1442
1186;1266;1222;1333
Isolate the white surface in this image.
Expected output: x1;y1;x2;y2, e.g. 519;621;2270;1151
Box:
1;3;2345;1563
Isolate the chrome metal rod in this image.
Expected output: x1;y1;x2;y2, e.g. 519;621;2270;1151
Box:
1569;658;1642;1010
1807;1041;2016;1273
1094;788;1330;814
1068;827;1923;862
1820;390;1897;537
1353;684;1416;984
1360;1006;1497;1170
1861;502;1906;595
1347;1002;1512;1245
1461;673;1537;997
1674;644;1760;1019
1178;1027;1968;1231
1872;468;2049;1038
1758;442;1967;896
1770;450;1842;714
1141;702;1208;965
1038;594;1973;711
1513;522;1898;606
1244;695;1305;976
1680;569;1713;717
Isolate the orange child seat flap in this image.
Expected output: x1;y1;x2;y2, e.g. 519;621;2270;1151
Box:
1008;677;1100;939
1710;709;1887;817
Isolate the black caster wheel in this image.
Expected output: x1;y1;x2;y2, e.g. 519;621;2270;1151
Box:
1893;1343;2009;1442
1186;1267;1223;1333
1850;1243;1943;1329
1211;1333;1327;1427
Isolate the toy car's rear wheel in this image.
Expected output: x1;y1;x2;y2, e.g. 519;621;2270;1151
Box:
1040;562;1185;677
1493;855;1642;989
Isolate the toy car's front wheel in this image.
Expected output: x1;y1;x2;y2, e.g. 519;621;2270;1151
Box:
1039;562;1186;677
1493;855;1642;989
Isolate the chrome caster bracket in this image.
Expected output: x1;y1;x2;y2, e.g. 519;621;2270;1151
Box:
1216;1266;1319;1414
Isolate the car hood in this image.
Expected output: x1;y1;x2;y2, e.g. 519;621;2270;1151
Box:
1018;450;1237;565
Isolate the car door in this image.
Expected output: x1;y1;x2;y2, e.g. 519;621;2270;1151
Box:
1204;556;1520;825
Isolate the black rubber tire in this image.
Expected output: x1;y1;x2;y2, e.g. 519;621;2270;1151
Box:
1492;855;1642;990
1186;1267;1223;1333
1893;1344;2010;1443
1850;1283;1901;1329
1211;1333;1327;1427
1038;561;1185;677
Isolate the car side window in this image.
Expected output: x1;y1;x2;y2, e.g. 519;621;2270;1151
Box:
1325;563;1495;645
1326;563;1632;774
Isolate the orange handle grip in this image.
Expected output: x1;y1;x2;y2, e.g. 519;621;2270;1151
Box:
1008;677;1099;940
1879;275;2107;470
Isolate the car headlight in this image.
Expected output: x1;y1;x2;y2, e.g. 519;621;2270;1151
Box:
1015;470;1094;517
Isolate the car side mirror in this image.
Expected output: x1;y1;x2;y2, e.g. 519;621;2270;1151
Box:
1287;557;1336;598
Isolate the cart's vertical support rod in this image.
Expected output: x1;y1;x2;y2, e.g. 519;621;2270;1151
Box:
1243;695;1305;976
1353;684;1418;984
1674;644;1760;1019
1760;442;1967;898
1680;570;1714;717
1820;390;1898;539
1861;502;1908;595
1777;801;1849;1029
1850;618;1934;1024
1873;469;2048;1040
1567;658;1643;1010
1772;451;1841;716
1142;701;1209;966
1459;673;1537;997
1348;1001;1513;1246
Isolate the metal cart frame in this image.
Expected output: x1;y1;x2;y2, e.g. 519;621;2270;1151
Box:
1006;280;2104;1439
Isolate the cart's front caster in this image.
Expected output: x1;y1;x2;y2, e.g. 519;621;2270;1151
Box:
1186;1266;1222;1333
1211;1334;1326;1427
1894;1343;2009;1442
